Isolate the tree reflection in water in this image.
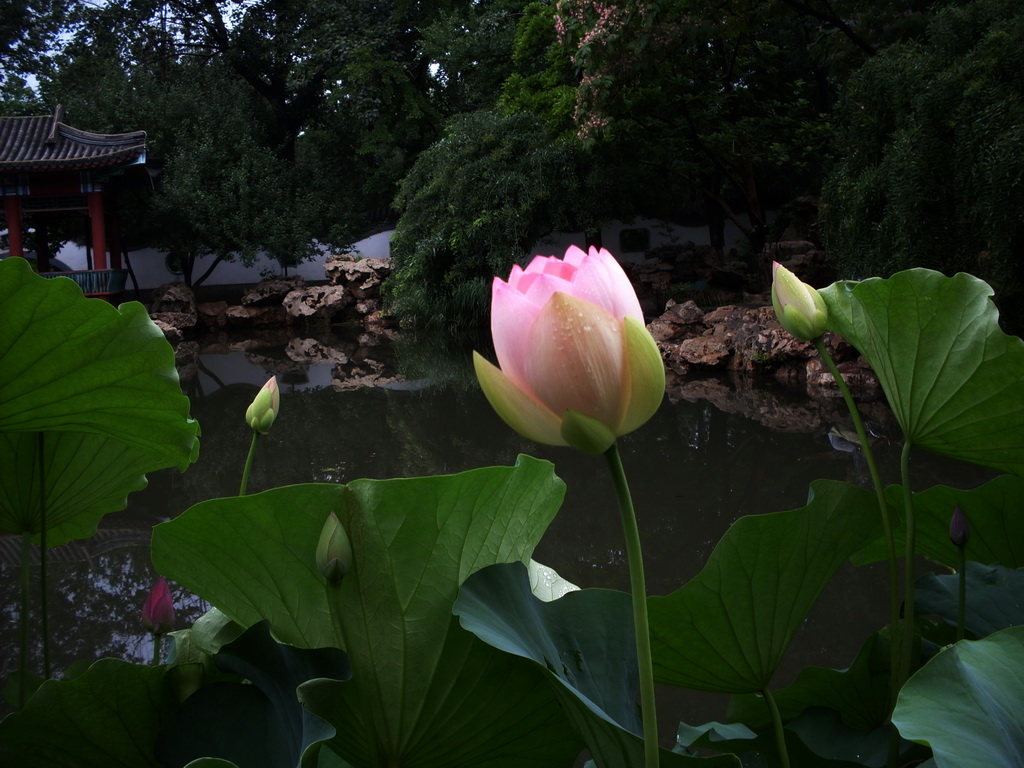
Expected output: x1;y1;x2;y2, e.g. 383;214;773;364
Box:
0;334;994;722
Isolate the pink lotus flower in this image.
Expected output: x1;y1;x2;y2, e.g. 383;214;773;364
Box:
473;245;665;453
142;576;175;636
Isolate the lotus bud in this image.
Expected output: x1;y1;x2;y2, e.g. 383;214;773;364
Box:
949;504;970;548
316;512;353;586
245;376;280;434
474;246;665;452
771;261;828;341
142;576;176;636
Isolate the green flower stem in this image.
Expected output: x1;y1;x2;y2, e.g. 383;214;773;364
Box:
763;687;791;768
603;443;658;768
239;430;260;496
37;433;50;680
18;531;31;709
324;582;347;651
152;633;163;666
956;545;966;643
814;340;900;691
898;440;917;688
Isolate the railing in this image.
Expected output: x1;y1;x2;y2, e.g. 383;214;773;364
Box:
40;269;128;298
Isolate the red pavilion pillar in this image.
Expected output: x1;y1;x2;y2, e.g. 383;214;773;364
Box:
4;196;24;259
107;210;123;269
88;190;108;270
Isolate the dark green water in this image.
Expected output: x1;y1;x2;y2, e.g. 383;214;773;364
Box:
0;332;993;728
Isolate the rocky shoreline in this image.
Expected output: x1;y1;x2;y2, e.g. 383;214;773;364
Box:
147;242;886;433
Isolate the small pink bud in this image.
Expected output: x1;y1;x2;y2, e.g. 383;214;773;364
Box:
142;576;175;636
949;504;970;548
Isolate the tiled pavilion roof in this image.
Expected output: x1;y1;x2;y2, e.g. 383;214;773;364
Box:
0;105;146;172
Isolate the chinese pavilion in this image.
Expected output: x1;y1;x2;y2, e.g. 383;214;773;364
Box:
0;105;148;297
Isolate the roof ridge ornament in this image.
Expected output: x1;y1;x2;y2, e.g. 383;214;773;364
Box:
46;105;66;145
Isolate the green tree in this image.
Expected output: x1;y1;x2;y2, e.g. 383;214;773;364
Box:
548;0;838;256
0;0;74;112
503;0;942;260
822;0;1024;326
385;110;600;335
36;0;483;285
419;0;526;115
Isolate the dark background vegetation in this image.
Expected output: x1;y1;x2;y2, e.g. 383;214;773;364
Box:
3;0;1023;331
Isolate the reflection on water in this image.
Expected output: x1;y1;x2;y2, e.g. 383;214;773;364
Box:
0;331;995;726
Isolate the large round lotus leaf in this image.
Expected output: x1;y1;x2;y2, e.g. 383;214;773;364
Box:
0;257;198;469
893;626;1024;767
820;269;1024;475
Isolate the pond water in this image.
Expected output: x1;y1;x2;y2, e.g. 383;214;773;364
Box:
0;330;994;731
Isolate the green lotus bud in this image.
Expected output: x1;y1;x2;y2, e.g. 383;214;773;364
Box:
560;408;618;455
771;261;828;341
245;376;280;434
316;512;353;586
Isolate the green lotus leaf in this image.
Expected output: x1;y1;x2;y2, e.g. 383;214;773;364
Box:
155;621;346;768
455;561;739;766
0;258;199;543
727;631;892;732
892;626;1024;767
152;484;345;649
648;479;880;693
851;475;1024;569
916;562;1024;639
0;257;199;470
820;269;1024;475
0;659;177;767
156;457;583;766
0;430;163;545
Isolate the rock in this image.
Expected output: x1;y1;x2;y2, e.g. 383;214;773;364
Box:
666;299;706;324
150;311;196;333
362;310;399;332
707;264;749;291
665;368;895;435
242;275;305;306
647;299;705;343
282;285;352;322
150;281;196;314
728;306;818;372
224;305;287;327
354;298;381;316
653;300;880;398
151;317;183;342
245;351;310;377
173;341;199;384
324;254;390;298
150;282;197;329
805;357;882;401
332;357;403;391
671;337;732;366
286;337;350;365
197;301;230;328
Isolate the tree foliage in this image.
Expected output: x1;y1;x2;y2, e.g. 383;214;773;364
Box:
0;0;74;112
11;0;1017;320
385;111;596;336
822;0;1024;324
33;0;475;285
542;0;840;254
